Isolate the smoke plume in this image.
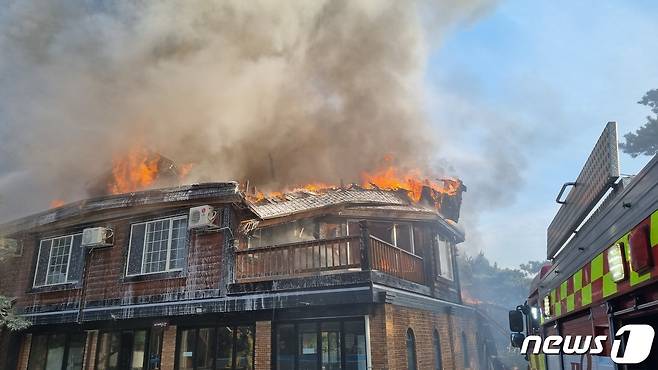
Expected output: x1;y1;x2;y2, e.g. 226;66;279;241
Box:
0;0;491;220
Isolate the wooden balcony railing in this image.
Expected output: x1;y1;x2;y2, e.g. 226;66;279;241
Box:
235;228;426;285
235;236;362;282
368;236;425;285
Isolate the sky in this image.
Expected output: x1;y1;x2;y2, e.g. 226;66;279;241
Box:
426;0;658;267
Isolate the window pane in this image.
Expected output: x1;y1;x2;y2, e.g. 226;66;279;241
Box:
196;328;215;370
147;328;164;370
34;241;52;287
45;334;66;370
127;224;147;275
440;242;453;280
169;218;188;269
177;329;196;370
27;335;48;370
46;237;73;285
216;327;233;369
66;234;84;282
395;224;413;253
321;322;340;370
235;326;254;370
143;219;170;273
298;323;317;370
369;222;394;245
406;329;417;370
276;324;295;370
131;330;147;370
97;332;120;370
344;321;367;370
65;333;86;370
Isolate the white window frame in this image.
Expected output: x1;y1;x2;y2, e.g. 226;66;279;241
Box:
33;233;82;287
436;235;454;281
126;215;188;277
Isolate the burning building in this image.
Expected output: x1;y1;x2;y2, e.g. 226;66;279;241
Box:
0;177;502;370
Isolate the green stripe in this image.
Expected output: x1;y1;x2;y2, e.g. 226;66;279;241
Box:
560;281;568;299
649;211;658;247
591;253;604;280
566;294;575;312
602;272;618;297
581;284;592;306
573;269;583;291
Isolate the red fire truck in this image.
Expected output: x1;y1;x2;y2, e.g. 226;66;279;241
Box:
509;122;658;370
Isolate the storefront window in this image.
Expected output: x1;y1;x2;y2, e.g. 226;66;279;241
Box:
275;319;367;370
343;321;366;370
276;325;296;370
321;322;340;370
196;328;215;370
176;326;254;370
178;329;196;370
27;333;87;370
235;327;254;370
216;327;233;369
96;329;163;370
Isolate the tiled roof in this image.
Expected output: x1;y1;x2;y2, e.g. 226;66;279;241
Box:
246;188;431;219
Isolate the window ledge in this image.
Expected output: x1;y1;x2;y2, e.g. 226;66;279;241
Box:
29;282;80;294
435;276;454;285
122;270;186;283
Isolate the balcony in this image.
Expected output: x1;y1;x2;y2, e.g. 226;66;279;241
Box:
235;233;425;285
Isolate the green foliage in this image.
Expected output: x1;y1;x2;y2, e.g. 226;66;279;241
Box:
459;252;538;306
0;239;31;332
0;296;30;331
620;89;658;157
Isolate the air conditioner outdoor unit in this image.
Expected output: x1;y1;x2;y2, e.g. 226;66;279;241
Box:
82;227;113;248
188;205;218;230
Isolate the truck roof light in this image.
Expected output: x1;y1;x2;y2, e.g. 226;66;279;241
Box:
607;243;626;282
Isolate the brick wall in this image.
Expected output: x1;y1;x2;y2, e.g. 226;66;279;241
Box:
16;334;31;370
3;209;227;314
254;321;272;370
368;304;481;370
160;325;177;370
83;330;98;370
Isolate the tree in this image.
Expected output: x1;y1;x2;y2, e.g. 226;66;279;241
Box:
0;239;30;332
0;296;29;331
620;89;658;157
519;260;547;277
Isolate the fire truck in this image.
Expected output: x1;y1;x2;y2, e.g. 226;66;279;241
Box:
509;122;658;370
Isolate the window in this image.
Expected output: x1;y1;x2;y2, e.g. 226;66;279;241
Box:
33;234;84;287
435;236;454;280
247;219;318;249
96;328;163;370
275;319;367;370
126;216;188;276
367;222;415;253
432;330;442;370
27;333;86;370
406;329;417;370
176;326;254;370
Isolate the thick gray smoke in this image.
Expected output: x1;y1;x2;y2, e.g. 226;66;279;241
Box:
0;0;492;220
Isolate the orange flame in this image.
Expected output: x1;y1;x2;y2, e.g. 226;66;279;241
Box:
108;148;161;194
248;157;460;208
49;199;65;208
361;166;459;202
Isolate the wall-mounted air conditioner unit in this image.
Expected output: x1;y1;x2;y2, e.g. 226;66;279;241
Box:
82;227;113;248
188;205;218;230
